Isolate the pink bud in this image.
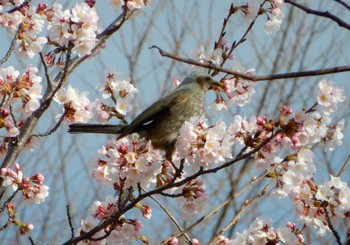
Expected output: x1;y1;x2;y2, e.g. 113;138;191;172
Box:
297;234;304;243
14;163;20;172
291;136;299;147
3;119;12;128
85;0;96;7
218;37;227;48
0;108;9;117
31;173;45;185
167;238;179;245
37;3;48;11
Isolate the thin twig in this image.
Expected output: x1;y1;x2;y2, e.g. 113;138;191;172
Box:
39;52;54;90
32;112;66;137
337;154;350;177
148;194;191;243
333;0;350;12
8;104;18;128
0;189;19;214
0;24;22;66
285;0;350;30
66;205;75;239
28;236;35;245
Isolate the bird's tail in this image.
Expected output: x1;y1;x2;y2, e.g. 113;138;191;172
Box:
68;124;124;135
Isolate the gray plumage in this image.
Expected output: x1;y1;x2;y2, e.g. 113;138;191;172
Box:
69;71;218;159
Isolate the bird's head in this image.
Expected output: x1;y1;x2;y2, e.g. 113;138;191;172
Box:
181;71;219;91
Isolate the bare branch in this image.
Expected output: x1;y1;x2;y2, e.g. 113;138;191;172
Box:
150;45;350;81
0;24;22;66
333;0;350;12
0;189;19;214
285;0;350;30
32;108;66;137
39;52;54;90
148;194;191;243
66;205;75;239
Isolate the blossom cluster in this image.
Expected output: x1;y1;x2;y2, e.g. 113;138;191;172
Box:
54;85;93;123
0;66;42;117
46;2;99;58
176;116;233;170
290;176;350;236
239;79;345;169
0;2;47;59
77;195;145;244
0;1;100;61
0;163;49;204
92;133;163;190
230;217;304;244
94;68;138;123
177;179;209;220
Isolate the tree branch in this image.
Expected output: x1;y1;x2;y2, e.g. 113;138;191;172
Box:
285;0;350;30
150;45;350;81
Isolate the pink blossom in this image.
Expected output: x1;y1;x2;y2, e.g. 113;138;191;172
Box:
92;134;162;190
317;79;345;115
176;116;233;169
54;85;93;123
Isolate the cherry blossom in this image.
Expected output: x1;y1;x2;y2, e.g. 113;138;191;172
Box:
95;68;138;119
177;180;208;219
317;79;345;115
54;85;93;123
176;116;233;169
92;134;162;190
230;217;303;244
47;2;99;57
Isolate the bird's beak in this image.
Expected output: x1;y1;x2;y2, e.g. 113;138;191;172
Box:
209;81;221;92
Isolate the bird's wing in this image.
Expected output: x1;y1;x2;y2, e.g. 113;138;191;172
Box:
118;89;190;137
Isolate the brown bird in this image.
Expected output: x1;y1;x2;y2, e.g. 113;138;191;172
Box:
69;71;218;160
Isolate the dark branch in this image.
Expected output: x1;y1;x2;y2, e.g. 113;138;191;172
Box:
285;0;350;30
150;46;350;81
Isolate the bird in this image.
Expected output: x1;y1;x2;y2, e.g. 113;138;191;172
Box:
69;71;219;160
